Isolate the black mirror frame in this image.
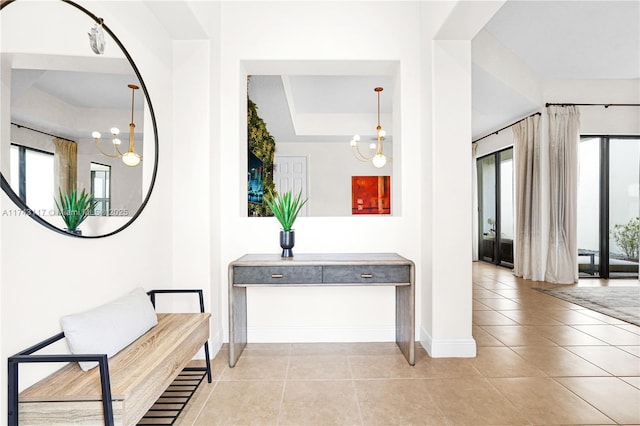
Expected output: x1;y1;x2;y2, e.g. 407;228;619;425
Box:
0;0;159;238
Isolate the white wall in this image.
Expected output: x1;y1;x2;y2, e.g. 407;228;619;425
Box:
0;2;494;422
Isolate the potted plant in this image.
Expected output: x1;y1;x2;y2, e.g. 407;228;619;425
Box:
55;188;97;235
264;189;308;257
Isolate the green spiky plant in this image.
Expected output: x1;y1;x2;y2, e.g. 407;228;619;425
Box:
55;188;97;232
264;190;308;231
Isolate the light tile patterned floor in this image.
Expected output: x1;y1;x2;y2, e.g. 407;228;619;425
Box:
177;262;640;425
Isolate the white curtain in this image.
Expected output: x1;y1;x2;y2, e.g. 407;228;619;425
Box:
472;142;479;261
545;106;580;284
513;115;542;280
53;138;77;196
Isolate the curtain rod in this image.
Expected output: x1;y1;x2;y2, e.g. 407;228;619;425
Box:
472;112;541;144
11;122;75;142
545;103;640;108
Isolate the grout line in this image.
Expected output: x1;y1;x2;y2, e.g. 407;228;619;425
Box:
274;345;292;426
549;376;619;425
186;377;221;426
347;356;365;425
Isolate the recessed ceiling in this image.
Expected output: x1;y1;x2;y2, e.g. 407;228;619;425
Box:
10;68;143;140
249;75;394;143
287;76;393;114
11;69;141;110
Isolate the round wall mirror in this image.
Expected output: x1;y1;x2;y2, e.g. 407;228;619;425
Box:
0;0;158;238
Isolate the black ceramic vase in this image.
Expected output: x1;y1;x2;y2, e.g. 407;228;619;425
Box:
279;230;295;258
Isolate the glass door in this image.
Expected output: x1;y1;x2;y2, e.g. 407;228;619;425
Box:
477;148;514;267
499;149;514;266
577;137;601;276
478;154;497;263
578;136;639;278
609;137;639;278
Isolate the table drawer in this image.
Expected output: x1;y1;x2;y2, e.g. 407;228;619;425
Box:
322;265;410;284
233;266;323;284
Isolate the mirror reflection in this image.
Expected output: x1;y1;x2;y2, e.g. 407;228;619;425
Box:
1;0;157;237
247;75;394;217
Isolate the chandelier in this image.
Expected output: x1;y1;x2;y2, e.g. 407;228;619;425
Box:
92;84;142;167
350;86;389;168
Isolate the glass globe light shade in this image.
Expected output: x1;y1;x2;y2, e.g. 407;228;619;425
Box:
369;143;376;150
350;139;357;147
110;127;120;135
378;129;386;138
372;153;387;168
122;152;141;167
92;131;101;139
353;134;360;142
112;138;122;145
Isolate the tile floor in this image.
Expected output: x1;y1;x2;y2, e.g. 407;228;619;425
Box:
177;262;640;425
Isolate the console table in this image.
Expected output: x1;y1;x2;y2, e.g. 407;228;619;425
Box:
228;253;415;367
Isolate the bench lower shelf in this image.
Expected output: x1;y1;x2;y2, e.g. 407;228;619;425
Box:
138;367;207;425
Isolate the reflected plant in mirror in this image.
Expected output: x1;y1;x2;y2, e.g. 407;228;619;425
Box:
0;0;158;237
55;188;97;235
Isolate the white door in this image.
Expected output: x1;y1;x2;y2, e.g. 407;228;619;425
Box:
274;155;308;216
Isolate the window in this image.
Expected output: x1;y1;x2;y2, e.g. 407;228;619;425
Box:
9;144;54;212
90;163;111;216
578;136;639;278
477;147;514;267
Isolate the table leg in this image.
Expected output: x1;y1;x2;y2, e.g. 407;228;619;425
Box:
395;272;415;365
229;284;247;368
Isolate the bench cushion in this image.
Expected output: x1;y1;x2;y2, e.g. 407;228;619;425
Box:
60;287;158;371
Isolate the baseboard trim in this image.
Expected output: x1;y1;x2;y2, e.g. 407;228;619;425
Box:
196;329;224;359
420;326;477;358
247;325;396;342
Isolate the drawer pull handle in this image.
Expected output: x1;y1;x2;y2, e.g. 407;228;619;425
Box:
361;273;373;279
271;274;284;279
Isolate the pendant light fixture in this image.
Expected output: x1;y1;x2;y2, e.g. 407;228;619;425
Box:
350;87;389;168
93;84;142;167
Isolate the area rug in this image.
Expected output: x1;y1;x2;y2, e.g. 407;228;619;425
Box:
534;287;640;326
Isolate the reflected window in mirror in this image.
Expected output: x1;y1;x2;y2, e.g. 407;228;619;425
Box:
10;143;54;212
90;163;110;216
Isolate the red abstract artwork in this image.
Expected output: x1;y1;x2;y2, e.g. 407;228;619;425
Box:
351;176;391;215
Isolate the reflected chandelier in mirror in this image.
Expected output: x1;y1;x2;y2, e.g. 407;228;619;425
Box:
0;0;158;238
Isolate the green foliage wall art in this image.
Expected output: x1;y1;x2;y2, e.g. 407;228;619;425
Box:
247;97;276;217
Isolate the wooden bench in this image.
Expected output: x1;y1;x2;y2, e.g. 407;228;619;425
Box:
8;290;211;426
